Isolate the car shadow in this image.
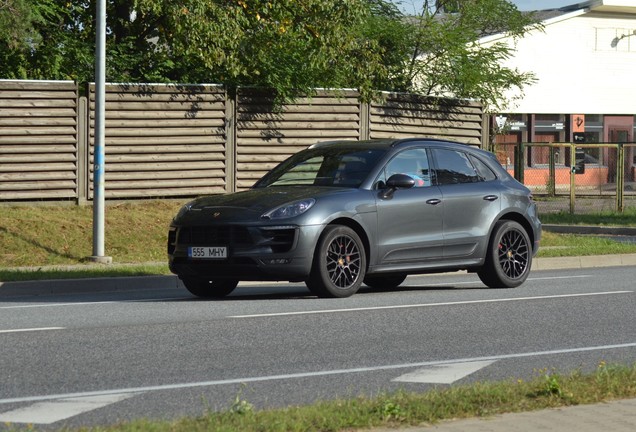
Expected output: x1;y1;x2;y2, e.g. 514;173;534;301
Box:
0;277;482;304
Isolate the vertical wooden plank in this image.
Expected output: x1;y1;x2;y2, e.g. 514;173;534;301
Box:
77;96;88;204
225;90;236;193
360;101;370;141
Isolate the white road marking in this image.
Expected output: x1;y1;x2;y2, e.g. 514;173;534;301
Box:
1;342;635;406
402;274;592;287
0;393;136;424
0;327;64;334
229;290;632;318
0;301;118;309
392;360;496;384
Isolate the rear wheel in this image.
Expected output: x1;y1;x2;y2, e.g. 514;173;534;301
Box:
181;278;239;298
363;274;407;289
478;220;532;288
306;225;366;298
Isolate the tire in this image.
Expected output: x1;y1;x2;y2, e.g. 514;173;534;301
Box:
363;273;407;289
306;225;366;298
478;220;532;288
181;278;239;298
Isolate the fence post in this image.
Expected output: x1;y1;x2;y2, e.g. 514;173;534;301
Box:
548;146;556;196
360;101;370;141
225;90;236;193
569;143;575;214
77;96;88;205
617;143;625;212
514;142;525;183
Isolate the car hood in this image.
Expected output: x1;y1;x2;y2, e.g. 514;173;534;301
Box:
175;186;347;223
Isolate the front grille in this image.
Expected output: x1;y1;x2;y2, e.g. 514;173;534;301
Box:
175;225;297;253
177;226;253;246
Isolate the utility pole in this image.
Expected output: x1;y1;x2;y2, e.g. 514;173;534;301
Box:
90;0;112;264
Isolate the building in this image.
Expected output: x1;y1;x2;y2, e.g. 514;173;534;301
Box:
481;0;636;185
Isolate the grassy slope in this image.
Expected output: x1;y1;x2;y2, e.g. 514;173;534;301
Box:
1;200;182;268
1;201;636;270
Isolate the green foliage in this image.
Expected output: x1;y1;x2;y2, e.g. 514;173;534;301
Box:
132;0;387;103
391;0;542;112
0;0;33;49
539;208;636;226
1;0;542;109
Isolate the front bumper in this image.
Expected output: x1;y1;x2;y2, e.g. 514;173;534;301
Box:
168;223;322;281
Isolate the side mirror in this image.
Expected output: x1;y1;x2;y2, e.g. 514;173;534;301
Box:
381;174;415;199
386;173;416;189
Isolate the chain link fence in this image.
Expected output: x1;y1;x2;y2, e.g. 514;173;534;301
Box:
495;142;636;215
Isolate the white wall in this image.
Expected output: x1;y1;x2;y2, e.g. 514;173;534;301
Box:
486;10;636;114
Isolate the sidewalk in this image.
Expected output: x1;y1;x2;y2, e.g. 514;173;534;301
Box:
373;398;636;432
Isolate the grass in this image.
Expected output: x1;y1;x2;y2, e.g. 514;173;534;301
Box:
538;231;636;257
0;200;181;267
4;362;634;432
540;207;636;226
1;200;636;281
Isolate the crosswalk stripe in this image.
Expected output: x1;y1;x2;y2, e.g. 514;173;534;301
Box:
0;393;137;425
392;360;496;384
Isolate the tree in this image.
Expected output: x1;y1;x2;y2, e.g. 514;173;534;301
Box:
377;0;542;112
0;0;38;78
134;0;387;102
1;0;540;112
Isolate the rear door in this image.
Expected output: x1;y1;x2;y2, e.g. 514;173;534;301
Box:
430;147;501;259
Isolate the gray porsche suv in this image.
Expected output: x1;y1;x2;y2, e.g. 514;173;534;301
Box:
168;138;541;298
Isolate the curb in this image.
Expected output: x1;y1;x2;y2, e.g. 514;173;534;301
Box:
542;224;636;236
532;253;636;270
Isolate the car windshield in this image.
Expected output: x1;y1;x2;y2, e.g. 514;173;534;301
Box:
255;146;387;188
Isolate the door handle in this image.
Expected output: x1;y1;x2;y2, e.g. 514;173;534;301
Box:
426;199;442;205
483;195;498;202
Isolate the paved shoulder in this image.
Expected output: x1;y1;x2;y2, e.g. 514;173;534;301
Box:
533;253;636;270
370;398;636;432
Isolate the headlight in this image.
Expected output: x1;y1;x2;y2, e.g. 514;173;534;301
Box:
174;201;195;221
262;198;315;220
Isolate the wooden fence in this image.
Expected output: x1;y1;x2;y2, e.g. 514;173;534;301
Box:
1;80;485;203
0;80;80;201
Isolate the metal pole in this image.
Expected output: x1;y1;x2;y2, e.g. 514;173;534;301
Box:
569;144;576;215
91;0;112;263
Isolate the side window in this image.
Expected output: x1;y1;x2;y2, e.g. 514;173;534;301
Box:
469;154;497;181
431;148;480;185
376;148;431;188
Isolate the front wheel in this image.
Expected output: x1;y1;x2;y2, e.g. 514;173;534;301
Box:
181;278;239;298
306;225;366;298
478;220;532;288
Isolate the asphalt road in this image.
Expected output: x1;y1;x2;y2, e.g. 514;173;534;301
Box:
1;267;635;430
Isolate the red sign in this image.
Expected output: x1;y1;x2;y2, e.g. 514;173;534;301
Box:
572;114;585;133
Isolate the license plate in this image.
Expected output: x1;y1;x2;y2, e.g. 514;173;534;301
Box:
188;246;227;259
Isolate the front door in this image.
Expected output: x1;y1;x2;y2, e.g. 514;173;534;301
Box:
374;148;444;267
